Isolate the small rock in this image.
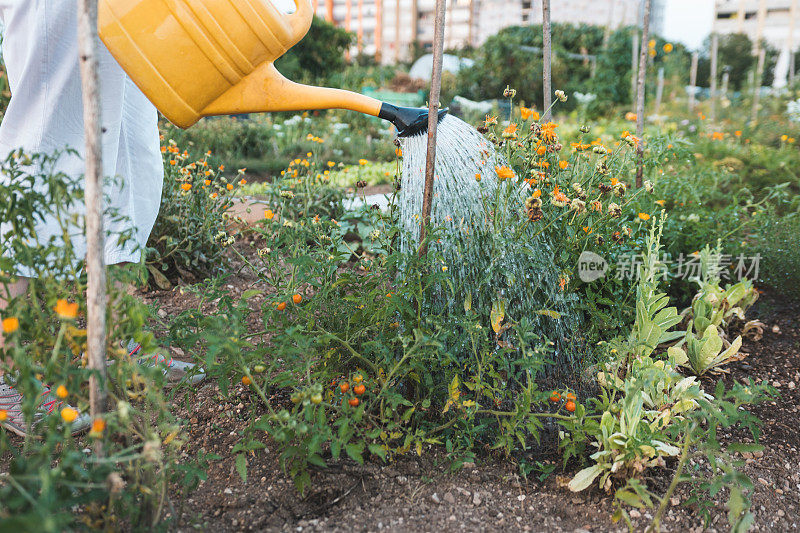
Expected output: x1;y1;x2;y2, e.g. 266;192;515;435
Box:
448;515;457;521
758;477;769;486
444;492;456;504
789;382;796;390
772;325;781;334
517;494;526;502
223;487;233;494
629;509;641;518
670;497;680;506
773;381;781;388
462;461;476;469
473;493;483;506
753;450;764;458
431;492;441;504
157;309;167;318
778;509;785;517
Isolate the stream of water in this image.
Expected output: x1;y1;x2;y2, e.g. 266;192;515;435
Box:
398;115;582;373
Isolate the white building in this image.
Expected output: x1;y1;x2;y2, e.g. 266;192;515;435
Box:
714;0;799;51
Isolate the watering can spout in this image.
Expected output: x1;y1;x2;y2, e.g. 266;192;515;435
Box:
201;63;447;137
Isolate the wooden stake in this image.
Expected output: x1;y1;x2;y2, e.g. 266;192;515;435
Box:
542;0;552;121
631;30;639;107
76;0;107;454
710;32;718;122
542;0;553;122
751;47;766;124
419;0;446;255
635;0;651;189
689;52;698;112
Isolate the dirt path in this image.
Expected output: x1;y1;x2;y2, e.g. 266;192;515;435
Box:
143;266;800;532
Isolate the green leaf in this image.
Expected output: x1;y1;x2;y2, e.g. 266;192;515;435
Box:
345;442;364;464
568;464;603;492
368;443;387;461
235;453;247;482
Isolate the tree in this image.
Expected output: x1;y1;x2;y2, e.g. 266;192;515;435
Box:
275;16;354;85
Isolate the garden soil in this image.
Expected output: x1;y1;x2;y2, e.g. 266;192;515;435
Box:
141;243;800;532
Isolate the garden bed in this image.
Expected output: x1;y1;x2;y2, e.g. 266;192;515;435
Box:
140;244;800;532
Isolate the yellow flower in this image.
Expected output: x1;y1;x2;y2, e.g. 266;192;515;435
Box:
532;189;541;199
558;160;569;170
648;48;657;58
54;300;78;320
0;410;6;422
264;209;275;220
306;152;312;157
359;159;368;166
494;166;515;180
638;213;651;221
61;407;78;423
648;39;656;48
56;385;68;399
180;183;192;191
655;199;665;206
203;179;211;186
663;43;673;53
781;134;788;142
327;161;336;168
2;317;19;334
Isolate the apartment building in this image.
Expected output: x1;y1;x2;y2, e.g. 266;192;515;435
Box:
714;0;799;50
312;0;642;63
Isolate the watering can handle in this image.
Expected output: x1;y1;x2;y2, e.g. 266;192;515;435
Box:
287;0;314;44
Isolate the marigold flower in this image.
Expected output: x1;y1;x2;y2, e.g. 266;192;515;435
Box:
655;199;665;206
2;317;19;334
648;48;656;58
781;134;788;142
61;407;78;423
625;112;637;122
475;173;481;182
160;146;166;153
559;277;567;291
56;385;68;399
327;161;336;168
169;160;177;166
0;410;6;422
551;186;569;207
536;145;547;156
264;209;275;220
226;183;233;190
180;183;192;191
663;43;673;53
558;160;569;170
90;418;106;436
495;166;515;180
210;192;218;199
532;188;541;199
520;107;533;120
54;299;78;320
502;123;518;138
239;179;247;186
484;115;498;127
395;148;403;157
638;213;651;221
540;122;558;143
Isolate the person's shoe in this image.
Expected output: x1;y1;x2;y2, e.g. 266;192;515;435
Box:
125;341;205;387
0;377;91;437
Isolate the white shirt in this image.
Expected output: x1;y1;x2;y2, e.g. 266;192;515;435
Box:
0;0;163;275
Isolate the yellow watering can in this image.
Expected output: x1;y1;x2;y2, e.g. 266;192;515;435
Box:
98;0;446;136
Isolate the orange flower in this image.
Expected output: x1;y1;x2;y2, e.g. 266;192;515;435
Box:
56;385;68;399
226;183;233;191
531;188;541;198
61;407;78;423
520;107;533;120
239;179;247;186
90;418;106;437
536;145;547;156
2;317;19;334
638;213;651;221
264;209;275;220
0;410;6;422
655;200;665;206
734;130;742;137
540;122;558;143
359;159;368;166
502;123;518;137
160;146;166;153
625;112;637;121
203;179;211;186
558;160;569;170
494;166;515;180
395;148;403;157
169;160;177;166
559;277;567;291
180;183;192;191
210;192;218;199
54;300;78;320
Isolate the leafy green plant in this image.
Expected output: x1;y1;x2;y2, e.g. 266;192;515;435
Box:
0;150;192;530
668;324;744;376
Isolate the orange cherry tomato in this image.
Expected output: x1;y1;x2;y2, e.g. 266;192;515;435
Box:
549;392;561;403
276;301;287;311
565;400;576;412
340;382;350;393
348;397;359;407
242;376;252;386
354;384;366;396
292;294;302;304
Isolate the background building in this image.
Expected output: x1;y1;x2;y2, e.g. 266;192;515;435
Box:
714;0;799;51
312;0;649;64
